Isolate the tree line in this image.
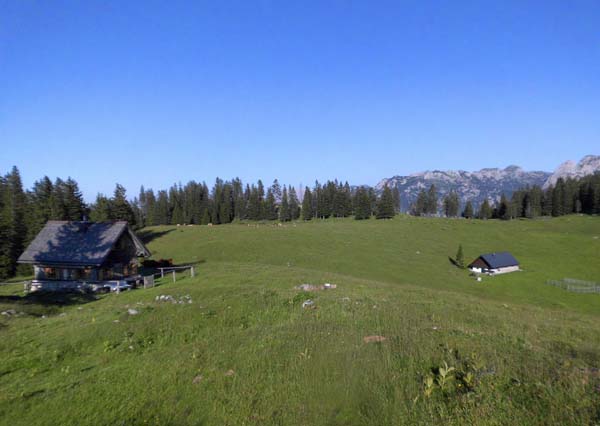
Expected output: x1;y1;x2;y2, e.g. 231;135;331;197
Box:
127;178;400;227
409;174;600;219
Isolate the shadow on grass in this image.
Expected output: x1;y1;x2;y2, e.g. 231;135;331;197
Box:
1;292;98;307
137;228;175;245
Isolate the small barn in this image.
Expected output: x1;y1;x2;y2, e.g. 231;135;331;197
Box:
18;221;150;292
468;252;520;275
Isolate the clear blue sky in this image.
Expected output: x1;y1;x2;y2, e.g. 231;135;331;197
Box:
1;1;599;199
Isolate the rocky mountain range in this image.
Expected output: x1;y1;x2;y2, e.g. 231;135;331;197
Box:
376;155;600;211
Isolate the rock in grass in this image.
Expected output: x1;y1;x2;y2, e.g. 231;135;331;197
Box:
127;308;139;315
296;284;317;291
224;369;235;377
192;374;203;384
363;335;387;343
302;299;315;309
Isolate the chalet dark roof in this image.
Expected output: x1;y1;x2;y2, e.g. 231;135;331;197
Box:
469;252;519;269
18;221;150;266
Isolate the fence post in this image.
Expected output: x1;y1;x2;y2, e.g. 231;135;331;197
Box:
191;266;195;278
172;270;176;283
160;268;164;278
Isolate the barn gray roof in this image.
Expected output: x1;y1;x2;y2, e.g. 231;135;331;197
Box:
471;252;519;269
18;221;150;266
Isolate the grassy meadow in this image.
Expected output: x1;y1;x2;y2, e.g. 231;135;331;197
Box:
1;215;600;425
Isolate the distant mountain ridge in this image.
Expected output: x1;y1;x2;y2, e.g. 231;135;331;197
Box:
376;155;600;211
543;155;600;189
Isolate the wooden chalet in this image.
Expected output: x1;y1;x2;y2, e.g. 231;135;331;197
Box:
18;221;150;292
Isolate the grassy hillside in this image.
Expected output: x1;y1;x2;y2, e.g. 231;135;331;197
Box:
1;216;599;425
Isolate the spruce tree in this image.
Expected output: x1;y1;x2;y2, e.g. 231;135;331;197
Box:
89;194;112;222
302;187;313;220
1;167;27;277
264;188;278;220
376;185;395;219
63;178;85;221
354;187;372;220
154;190;170;224
443;191;459;217
462;201;474;219
111;184;136;225
247;185;261;221
479;199;492;219
412;190;428;216
498;194;510;220
29;177;54;238
289;186;300;220
392;186;401;213
279;187;290;222
426;184;438;215
271;179;282;204
0;175;11;279
552;179;565;217
455;244;465;269
50;178;68;220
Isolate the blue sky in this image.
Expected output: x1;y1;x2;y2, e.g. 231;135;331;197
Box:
1;1;599;199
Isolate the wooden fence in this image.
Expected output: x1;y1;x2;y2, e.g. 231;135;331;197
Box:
546;278;600;294
156;265;196;283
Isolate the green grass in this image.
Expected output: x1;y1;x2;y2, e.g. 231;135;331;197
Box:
1;215;600;425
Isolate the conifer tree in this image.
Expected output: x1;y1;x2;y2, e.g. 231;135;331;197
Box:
478;199;492;219
144;189;157;226
302;187;313;220
63;178;85;221
0;176;12;279
50;178;68;220
89;194;112;222
264;188;278;220
271;179;282;204
462;201;474;219
279;187;290;221
257;180;265;219
552;178;565;217
443;191;460;217
368;187;377;216
354;187;372;220
343;182;353;216
498;194;511;220
455;244;465;269
111;184;136;225
154;190;170;225
28;177;54;238
289;186;300;220
392;186;401;213
412;190;428;216
376;185;396;219
425;184;438;215
0;167;27;277
542;187;553;216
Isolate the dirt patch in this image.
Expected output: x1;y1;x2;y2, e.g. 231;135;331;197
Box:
363;335;387;343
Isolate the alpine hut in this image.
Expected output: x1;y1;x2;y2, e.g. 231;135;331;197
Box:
18;221;150;292
468;252;520;275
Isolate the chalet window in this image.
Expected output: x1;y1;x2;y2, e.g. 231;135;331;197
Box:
44;267;57;280
104;269;113;280
81;268;92;279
